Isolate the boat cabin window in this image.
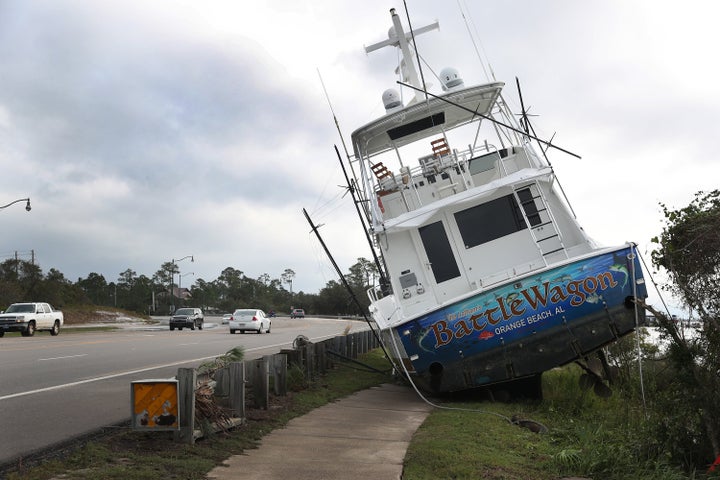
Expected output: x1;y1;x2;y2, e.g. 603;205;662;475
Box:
454;194;527;249
388;112;445;141
418;221;461;283
468;152;499;175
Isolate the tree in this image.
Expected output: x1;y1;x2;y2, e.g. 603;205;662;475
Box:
41;268;77;307
0;259;42;300
153;263;174;287
316;279;353;315
258;273;271;287
192;278;219;311
281;268;295;295
647;189;720;467
78;273;109;305
652;189;720;319
347;257;378;289
125;274;154;313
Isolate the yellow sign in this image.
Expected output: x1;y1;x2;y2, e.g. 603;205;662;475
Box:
131;380;179;431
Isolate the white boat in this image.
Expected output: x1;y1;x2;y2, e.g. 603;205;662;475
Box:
343;8;648;395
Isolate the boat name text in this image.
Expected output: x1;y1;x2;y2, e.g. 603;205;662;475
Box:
429;272;618;349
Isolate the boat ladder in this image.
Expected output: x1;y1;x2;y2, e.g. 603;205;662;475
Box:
512;181;568;261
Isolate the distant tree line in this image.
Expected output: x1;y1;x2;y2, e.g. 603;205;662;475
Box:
0;257;379;317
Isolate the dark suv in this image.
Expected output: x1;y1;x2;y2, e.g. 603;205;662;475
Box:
290;308;305;319
169;308;204;331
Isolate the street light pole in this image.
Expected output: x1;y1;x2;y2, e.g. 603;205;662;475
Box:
169;255;193;313
178;272;194;307
0;198;31;212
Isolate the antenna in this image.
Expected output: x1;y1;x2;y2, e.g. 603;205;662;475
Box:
302;208;392;361
402;0;429;103
398;80;582;160
457;0;496;82
334;145;390;292
365;8;438;104
515;78;579;218
317;68;360;186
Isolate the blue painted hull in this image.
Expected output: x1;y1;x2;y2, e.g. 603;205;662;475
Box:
392;245;647;393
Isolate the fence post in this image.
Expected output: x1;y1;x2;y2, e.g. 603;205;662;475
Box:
359;330;367;354
229;361;245;419
273;354;288;396
303;344;314;380
347;334;356;359
174;367;196;444
252;357;270;409
280;348;301;368
335;336;345;358
315;342;327;375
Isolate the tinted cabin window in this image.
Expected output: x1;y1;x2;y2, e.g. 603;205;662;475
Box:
418;221;461;283
468;152;498;175
454;194;527;248
388;112;445;140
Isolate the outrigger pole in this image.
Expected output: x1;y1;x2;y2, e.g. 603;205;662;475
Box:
302;208;392;361
334;145;390;293
515;77;578;219
397;80;582;159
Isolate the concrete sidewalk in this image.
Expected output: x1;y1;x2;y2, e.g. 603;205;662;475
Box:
206;383;433;480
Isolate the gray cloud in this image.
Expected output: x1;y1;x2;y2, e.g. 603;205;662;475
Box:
1;0;718;307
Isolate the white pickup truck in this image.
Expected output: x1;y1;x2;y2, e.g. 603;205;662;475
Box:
0;302;64;337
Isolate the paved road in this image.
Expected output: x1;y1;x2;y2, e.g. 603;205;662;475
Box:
0;316;362;466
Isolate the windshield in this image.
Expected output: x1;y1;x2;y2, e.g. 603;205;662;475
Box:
5;304;35;313
175;308;194;315
233;309;257;317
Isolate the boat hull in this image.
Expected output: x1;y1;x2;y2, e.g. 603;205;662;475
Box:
383;245;647;393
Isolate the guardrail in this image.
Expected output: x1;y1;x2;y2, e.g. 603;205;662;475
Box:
146;329;380;444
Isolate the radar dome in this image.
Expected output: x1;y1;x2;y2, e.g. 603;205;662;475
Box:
440;67;464;90
388;26;397;40
382;88;402;111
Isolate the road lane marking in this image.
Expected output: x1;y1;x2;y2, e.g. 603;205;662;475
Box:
0;334;339;402
38;354;88;361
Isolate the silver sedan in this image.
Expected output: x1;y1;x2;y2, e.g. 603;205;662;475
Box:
228;309;271;334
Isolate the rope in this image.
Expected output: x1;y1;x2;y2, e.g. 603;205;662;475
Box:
629;244;648;417
638;250;677;319
383;309;512;424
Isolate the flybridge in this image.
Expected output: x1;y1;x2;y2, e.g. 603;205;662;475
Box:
353;8;504;157
351;83;504;157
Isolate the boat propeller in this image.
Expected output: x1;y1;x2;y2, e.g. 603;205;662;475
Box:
575;351;615;398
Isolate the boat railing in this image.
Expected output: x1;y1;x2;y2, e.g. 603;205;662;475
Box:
374;141;497;186
369;140;541;221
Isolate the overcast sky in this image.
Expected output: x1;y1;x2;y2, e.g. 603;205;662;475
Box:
1;1;718;313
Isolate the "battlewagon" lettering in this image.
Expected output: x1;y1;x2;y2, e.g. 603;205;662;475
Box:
429;271;617;348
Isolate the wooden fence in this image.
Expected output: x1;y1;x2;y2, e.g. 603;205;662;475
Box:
173;329;380;444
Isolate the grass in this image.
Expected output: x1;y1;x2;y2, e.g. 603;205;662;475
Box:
3;352;699;480
403;364;692;480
